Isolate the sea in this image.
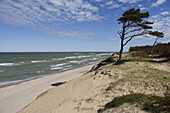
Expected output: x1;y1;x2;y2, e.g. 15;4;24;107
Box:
0;52;113;87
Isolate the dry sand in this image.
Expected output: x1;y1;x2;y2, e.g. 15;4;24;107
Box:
0;64;94;113
18;60;170;113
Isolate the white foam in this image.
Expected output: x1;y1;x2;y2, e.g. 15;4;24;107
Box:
62;67;72;71
77;59;88;64
69;60;80;64
50;67;63;70
77;55;92;58
54;55;93;61
36;71;44;73
50;63;67;67
88;62;97;64
89;58;97;60
96;53;112;56
31;60;47;63
0;77;37;87
0;63;19;66
65;65;72;67
52;58;59;61
65;56;77;59
57;58;67;61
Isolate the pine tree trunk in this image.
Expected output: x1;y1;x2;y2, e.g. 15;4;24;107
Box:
118;22;126;63
119;38;124;61
118;23;125;62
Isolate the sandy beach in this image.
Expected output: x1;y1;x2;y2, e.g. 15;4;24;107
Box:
0;64;94;113
17;55;170;113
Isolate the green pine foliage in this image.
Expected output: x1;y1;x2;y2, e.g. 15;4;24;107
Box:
117;8;164;61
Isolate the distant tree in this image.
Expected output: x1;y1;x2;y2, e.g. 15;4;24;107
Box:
117;8;164;61
153;37;159;46
151;37;160;54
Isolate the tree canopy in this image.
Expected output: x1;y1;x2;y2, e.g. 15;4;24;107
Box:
117;8;164;61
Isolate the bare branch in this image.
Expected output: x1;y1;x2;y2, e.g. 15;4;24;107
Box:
123;32;148;46
117;30;122;37
123;37;133;46
125;22;133;30
153;37;159;46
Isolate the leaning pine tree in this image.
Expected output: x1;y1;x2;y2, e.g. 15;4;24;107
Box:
117;8;164;61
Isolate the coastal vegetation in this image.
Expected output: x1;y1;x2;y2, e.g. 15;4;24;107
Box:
98;93;170;113
96;52;170;113
130;42;170;59
117;8;164;61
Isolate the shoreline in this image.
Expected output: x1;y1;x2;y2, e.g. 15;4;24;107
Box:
0;62;97;88
0;64;94;113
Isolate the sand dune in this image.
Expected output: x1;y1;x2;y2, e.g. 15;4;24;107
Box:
18;60;170;113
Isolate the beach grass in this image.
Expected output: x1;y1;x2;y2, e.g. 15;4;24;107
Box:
98;93;170;113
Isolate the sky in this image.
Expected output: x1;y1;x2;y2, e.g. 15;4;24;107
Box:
0;0;170;52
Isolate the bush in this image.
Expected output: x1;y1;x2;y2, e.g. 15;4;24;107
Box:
129;42;170;58
98;93;170;113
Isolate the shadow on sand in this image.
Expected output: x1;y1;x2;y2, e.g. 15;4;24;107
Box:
51;82;66;87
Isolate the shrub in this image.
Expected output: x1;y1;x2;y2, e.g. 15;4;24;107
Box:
129;42;170;58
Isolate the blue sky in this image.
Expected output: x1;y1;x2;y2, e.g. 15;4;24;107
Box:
0;0;170;52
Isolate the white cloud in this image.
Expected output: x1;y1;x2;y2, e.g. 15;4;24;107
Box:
159;39;170;43
161;11;169;15
152;0;166;7
121;7;128;10
138;4;142;7
0;0;105;39
108;4;121;9
118;0;141;4
149;14;170;39
138;4;148;11
152;15;160;19
93;0;102;2
140;7;148;10
0;0;103;24
105;1;121;9
106;1;113;5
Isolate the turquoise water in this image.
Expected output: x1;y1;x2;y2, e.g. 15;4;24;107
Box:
0;52;112;87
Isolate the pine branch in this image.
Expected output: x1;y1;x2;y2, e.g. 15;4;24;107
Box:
125;21;135;29
125;28;142;35
123;37;133;46
123;32;148;46
137;24;153;29
142;21;153;24
148;31;164;37
117;30;122;37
